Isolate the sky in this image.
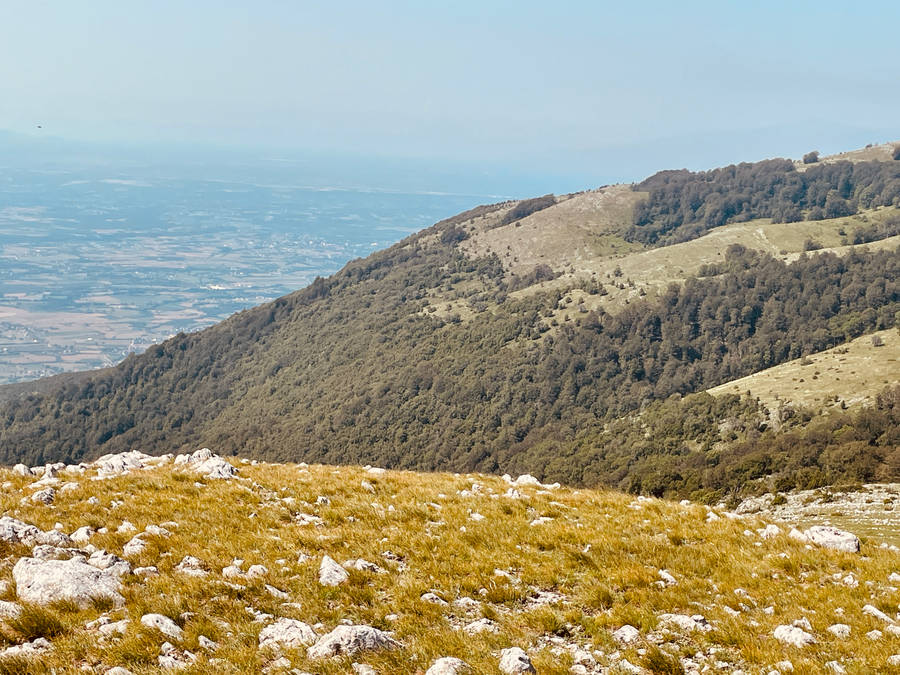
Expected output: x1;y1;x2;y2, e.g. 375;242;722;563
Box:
2;0;899;191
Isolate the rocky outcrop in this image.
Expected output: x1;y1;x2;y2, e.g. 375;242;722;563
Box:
13;557;125;609
804;526;860;553
306;624;400;659
258;618;317;650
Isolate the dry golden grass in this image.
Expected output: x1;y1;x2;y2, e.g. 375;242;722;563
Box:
0;459;899;673
708;328;900;412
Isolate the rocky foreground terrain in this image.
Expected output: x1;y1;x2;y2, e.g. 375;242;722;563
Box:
0;452;898;673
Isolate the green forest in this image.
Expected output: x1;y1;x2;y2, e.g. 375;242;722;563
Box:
628;159;900;245
0;235;896;499
0;154;898;500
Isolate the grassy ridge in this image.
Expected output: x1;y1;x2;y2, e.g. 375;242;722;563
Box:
1;458;899;673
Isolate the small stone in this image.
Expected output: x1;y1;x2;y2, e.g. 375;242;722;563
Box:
463;618;498;635
140;613;184;641
319;555;349;587
259;618;317;650
863;604;893;623
247;564;268;578
426;657;471;675
498;647;536;674
613;624;640;644
773;625;815;648
827;624;850;639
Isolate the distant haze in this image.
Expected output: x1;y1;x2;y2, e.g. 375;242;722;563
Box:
1;1;899;190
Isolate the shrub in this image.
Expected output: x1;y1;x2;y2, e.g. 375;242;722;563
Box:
893;145;900;160
803;151;820;164
6;605;66;642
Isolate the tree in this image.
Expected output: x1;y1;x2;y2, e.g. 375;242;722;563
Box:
803;151;820;164
893;145;900;161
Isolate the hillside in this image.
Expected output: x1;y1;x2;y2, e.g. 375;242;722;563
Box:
0;146;897;499
0;451;898;673
708;328;900;412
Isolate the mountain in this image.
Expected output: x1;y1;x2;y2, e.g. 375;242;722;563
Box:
0;145;898;500
0;450;897;673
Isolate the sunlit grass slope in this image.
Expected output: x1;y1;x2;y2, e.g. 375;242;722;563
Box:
0;457;898;673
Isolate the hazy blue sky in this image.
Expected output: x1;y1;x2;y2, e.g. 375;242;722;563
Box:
2;0;899;187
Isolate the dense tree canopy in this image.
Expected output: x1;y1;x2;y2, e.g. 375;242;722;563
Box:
0;226;896;498
628;159;900;245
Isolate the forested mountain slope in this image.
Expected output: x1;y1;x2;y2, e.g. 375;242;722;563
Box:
1;148;898;498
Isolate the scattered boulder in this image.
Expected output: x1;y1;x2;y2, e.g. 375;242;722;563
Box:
828;624;851;639
140;613;184;641
613;624;640;644
0;517;42;546
306;624;400;659
175;556;209;577
94;451;152;477
498;647;536;674
0;637;51;660
658;613;711;632
70;526;94;543
319;555;349;587
98;619;130;637
30;487;56;504
463;618;498;635
862;604;893;623
773;624;816;647
426;657;471;675
804;526;860;553
13;557;124;609
258;618;317;650
122;535;148;557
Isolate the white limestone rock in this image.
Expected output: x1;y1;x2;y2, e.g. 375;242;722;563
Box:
426;657;471;675
258;618;317;650
804;526;859;553
12;464;34;477
175;555;209;577
862;604;894;623
13;557;124;609
828;624;850;639
94;451;151;477
122;535;148;557
343;558;385;574
87;550;132;577
0;517;42;546
319;555;349;586
247;564;268;578
30;487;56;504
498;647;536;674
140;613;184;641
306;624;400;659
0;637;51;659
759;524;782;540
98;619;130;637
0;601;22;618
463;618;498;635
773;625;816;647
70;526;94;543
658;613;711;632
613;624;640;644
